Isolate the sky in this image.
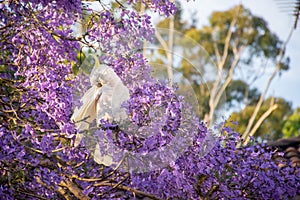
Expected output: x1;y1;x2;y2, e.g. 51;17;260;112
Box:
179;0;300;109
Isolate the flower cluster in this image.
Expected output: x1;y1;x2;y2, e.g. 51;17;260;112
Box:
0;0;86;199
108;52;152;89
87;9;153;53
4;0;81;135
128;125;300;199
97;81;182;153
127;82;181;129
83;6;154;89
128;0;177;16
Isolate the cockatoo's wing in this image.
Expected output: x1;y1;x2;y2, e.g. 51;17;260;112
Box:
71;54;103;146
71;85;98;129
71;85;102;146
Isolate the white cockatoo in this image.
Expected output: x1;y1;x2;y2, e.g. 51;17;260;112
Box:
71;54;129;165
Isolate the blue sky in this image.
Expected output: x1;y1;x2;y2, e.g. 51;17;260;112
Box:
179;0;300;109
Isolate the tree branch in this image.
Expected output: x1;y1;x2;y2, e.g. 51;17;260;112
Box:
155;29;169;51
207;4;241;124
243;103;278;146
218;5;241;69
241;27;294;145
213;42;221;65
60;179;91;200
57;186;72;200
94;182;163;200
154;10;174;87
208;45;245;123
167;12;175;86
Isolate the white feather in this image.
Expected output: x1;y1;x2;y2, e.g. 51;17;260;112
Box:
71;54;130;165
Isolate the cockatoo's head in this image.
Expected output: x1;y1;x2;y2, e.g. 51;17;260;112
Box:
87;54;119;87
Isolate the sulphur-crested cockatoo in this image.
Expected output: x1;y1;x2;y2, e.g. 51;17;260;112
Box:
71;54;129;165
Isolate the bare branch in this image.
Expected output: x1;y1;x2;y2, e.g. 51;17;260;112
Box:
241;27;294;144
57;186;72;200
94;182;163;200
213;42;221;65
243;103;278;146
154;13;174;86
207;4;241;124
155;30;169;51
167;13;175;86
219;5;241;69
208;45;245;123
16;189;48;200
60;179;91;200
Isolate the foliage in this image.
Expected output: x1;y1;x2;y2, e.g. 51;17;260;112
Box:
282;108;300;138
199;5;288;68
228;97;293;140
1;1;300;200
225;79;260;108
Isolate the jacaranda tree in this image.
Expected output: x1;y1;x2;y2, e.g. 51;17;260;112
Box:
0;0;300;199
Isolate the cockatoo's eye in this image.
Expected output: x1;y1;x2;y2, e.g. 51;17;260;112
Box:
97;82;102;88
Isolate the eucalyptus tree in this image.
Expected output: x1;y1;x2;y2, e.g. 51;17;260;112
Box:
151;4;291;143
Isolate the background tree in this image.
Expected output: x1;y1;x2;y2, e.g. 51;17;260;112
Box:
282;108;300;138
150;4;292;143
228;97;293;140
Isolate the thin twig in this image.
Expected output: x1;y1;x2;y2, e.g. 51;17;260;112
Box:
94;182;163;200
